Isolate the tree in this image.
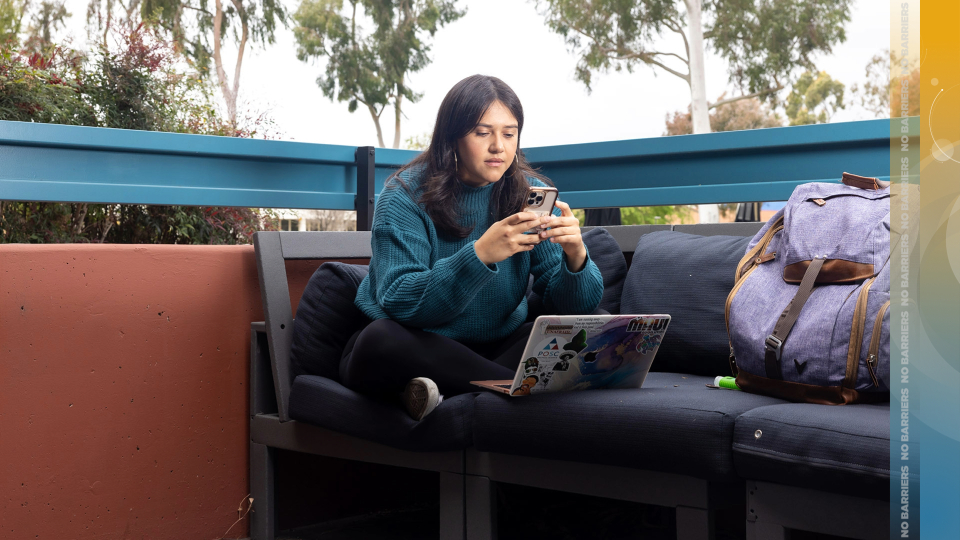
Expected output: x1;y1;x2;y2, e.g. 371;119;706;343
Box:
621;205;692;225
664;93;781;135
293;0;464;148
86;0;143;47
1;0;29;42
18;0;71;53
535;0;852;221
0;23;94;126
404;131;431;150
851;49;919;119
1;25;279;243
784;70;844;125
573;205;691;226
661;94;780;222
141;0;288;125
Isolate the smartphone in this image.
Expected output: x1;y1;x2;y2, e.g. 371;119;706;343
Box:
522;186;559;234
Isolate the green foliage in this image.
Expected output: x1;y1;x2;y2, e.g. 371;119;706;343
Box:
141;0;288;76
0;45;98;124
1;1;92;124
1;0;28;42
851;50;919;119
535;0;852;103
24;0;69;50
785;70;844;125
0;23;267;132
85;1;143;48
620;205;691;225
573;205;692;226
851;51;890;119
1;202;278;243
293;0;464;147
534;0;680;91
709;0;851;101
0;26;279;244
404;131;431;150
664;94;781;135
99;205;277;244
88;26;185;130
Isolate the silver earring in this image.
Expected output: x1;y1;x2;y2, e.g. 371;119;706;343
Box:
454;153;458;172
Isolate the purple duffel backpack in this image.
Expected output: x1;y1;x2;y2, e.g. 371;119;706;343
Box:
726;173;892;404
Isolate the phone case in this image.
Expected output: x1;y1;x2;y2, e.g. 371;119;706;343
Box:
523;187;558;234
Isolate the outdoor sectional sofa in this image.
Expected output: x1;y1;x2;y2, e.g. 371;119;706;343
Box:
249;222;890;540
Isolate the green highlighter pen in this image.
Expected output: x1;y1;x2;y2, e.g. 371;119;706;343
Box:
709;376;740;390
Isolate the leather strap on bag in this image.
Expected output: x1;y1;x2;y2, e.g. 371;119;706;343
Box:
735;217;784;281
842;172;890;190
764;257;825;379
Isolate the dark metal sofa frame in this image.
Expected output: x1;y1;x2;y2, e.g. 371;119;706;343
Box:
250;224;888;540
745;480;887;540
250;230;467;540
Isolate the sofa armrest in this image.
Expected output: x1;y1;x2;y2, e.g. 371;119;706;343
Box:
250;322;279;418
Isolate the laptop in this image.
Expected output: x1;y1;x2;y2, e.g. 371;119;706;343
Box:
471;314;671;396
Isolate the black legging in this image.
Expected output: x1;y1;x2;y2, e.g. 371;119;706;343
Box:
339;318;533;397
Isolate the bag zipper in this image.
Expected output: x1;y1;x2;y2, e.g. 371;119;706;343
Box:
804;191;890;204
726;219;784;376
843;276;877;388
734;218;784;281
866;300;891;388
728;222;783;333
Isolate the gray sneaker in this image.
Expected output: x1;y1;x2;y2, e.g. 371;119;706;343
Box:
402;377;443;421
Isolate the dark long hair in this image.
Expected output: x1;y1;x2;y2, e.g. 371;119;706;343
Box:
390;75;551;238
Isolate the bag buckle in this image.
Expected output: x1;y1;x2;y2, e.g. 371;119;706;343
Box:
765;335;783;361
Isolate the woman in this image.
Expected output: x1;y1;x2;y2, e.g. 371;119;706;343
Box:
342;75;604;420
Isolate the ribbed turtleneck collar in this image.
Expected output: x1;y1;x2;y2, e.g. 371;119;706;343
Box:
456;179;497;227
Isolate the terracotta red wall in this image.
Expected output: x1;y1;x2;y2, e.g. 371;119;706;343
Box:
0;244;318;540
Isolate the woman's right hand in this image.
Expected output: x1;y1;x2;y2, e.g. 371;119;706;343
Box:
474;212;545;266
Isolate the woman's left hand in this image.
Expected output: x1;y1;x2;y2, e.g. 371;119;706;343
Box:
539;200;587;272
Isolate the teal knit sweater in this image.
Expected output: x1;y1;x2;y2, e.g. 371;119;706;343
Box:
354;169;604;344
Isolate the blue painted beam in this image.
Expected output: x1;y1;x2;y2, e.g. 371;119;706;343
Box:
523;119;903;207
0;119;358;163
0;118;913;209
524;118;893;163
0;121;365;209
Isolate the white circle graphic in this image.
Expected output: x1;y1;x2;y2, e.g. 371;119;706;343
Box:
932;139;955;162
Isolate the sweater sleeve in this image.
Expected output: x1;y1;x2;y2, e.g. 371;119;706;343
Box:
528;208;604;315
368;189;498;328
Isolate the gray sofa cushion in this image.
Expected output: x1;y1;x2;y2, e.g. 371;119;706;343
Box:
527;227;628;317
621;231;751;376
472;372;785;481
289;375;476;451
733;403;890;499
584;227;629;314
291;262;369;380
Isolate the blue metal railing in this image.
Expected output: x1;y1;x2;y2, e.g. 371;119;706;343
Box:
0;118;909;210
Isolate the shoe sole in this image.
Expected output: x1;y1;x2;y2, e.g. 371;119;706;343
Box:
403;378;439;421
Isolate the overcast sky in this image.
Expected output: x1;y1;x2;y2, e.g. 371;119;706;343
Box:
60;0;889;148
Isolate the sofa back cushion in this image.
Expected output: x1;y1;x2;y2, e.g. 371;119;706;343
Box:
291;262;370;380
584;227;629;314
621;231;750;376
527;227;628;317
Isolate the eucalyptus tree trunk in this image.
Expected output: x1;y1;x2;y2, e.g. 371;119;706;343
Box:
684;0;719;223
367;105;386;148
212;0;249;127
392;78;404;149
89;0;142;48
393;91;402;149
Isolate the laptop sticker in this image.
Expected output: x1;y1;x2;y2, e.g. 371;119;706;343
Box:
512;375;538;396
